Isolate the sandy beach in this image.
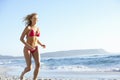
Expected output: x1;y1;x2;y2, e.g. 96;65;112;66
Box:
0;74;118;80
0;66;120;80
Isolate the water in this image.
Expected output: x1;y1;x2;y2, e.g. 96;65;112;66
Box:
40;54;120;72
0;54;120;77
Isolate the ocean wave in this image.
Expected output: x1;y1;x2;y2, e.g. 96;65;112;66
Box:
0;60;12;65
41;65;120;72
41;54;120;67
1;54;120;72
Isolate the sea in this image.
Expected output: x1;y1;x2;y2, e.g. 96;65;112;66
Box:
0;53;120;78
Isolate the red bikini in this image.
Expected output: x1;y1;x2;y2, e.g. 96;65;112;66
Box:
29;46;38;54
27;29;40;54
28;29;40;37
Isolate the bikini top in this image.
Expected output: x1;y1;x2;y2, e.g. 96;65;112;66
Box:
28;29;40;37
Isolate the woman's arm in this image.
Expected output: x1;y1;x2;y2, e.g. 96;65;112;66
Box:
20;27;28;45
37;40;46;48
37;27;46;48
20;26;33;49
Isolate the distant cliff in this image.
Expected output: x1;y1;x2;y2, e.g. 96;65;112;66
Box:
0;49;109;58
41;49;108;58
0;55;14;59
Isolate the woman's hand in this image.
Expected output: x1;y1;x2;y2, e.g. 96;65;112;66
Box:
25;44;35;50
41;44;46;48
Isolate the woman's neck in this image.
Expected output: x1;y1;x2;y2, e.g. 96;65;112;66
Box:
31;24;36;26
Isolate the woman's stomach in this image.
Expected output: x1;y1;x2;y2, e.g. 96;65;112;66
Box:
26;37;38;47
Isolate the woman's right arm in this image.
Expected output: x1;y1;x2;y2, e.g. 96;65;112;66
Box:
20;27;33;49
20;27;28;45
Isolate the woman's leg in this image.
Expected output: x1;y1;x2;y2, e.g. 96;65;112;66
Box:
20;47;32;80
32;48;40;80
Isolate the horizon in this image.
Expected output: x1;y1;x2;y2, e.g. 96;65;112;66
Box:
1;0;120;56
1;48;120;57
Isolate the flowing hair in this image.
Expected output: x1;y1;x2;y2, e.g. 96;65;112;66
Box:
23;13;37;26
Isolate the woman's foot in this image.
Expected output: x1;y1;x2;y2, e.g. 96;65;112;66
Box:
33;78;37;80
20;72;23;80
20;76;23;80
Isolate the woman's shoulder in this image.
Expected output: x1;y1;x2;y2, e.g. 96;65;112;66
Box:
25;26;31;30
23;26;31;33
36;26;40;31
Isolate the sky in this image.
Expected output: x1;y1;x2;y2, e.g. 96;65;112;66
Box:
0;0;120;56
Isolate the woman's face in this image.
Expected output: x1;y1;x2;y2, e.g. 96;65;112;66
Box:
31;15;38;24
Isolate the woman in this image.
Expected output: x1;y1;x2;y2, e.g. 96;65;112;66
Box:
20;13;46;80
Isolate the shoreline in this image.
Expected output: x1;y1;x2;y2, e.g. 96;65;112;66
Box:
0;66;120;80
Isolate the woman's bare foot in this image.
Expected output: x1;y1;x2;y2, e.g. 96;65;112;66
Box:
20;72;23;80
20;76;23;80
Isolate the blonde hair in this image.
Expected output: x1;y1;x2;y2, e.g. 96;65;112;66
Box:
23;13;37;26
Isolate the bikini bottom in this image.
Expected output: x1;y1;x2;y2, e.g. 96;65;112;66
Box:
25;46;38;54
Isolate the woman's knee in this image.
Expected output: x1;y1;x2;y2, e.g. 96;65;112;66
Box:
35;62;40;68
25;66;32;71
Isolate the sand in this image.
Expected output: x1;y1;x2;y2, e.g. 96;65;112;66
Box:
0;66;120;80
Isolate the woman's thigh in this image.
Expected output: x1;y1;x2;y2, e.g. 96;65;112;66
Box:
24;47;32;67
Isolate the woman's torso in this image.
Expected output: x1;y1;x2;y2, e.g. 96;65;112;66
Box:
26;26;40;47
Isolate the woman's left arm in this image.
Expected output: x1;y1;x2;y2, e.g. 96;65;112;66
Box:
37;27;46;48
37;39;46;48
